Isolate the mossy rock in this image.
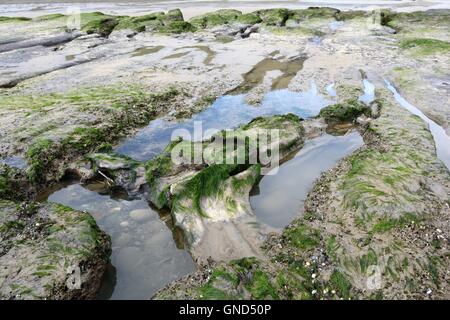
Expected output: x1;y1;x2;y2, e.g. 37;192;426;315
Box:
399;38;450;56
335;10;367;21
288;7;340;22
255;8;290;26
189;9;242;28
33;14;66;22
237;13;262;25
382;10;450;31
12;85;180;185
114;12;166;32
0;201;111;299
165;9;184;22
146;114;304;214
0;165;29;201
82;17;119;37
159;21;196;34
0;16;31;23
319;100;368;123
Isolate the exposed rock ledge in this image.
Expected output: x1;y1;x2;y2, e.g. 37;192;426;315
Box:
0;200;111;299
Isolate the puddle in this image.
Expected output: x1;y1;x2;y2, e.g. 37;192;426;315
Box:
162;46;216;64
42;181;196;300
309;36;322;45
215;35;234;43
229;56;305;94
386;80;450;171
162;51;190;60
329;21;344;32
250;131;364;229
359;79;375;105
176;45;216;65
326;82;337;97
131;45;164;57
0;156;27;169
115;82;331;161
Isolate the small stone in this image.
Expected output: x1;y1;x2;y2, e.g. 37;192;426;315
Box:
312;273;317;279
436;229;442;233
311;290;317;295
120;221;129;228
305;261;311;267
426;289;432;295
129;209;152;222
331;290;336;294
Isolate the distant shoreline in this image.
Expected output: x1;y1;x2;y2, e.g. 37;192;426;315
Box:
1;0;449;19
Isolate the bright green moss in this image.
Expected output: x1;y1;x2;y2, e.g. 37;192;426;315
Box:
399;38;450;56
329;270;352;299
237;13;262;25
283;223;321;250
319;99;368;122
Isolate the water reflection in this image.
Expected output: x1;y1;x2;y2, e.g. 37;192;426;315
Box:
250;131;363;228
386;80;450;171
44;181;196;300
116;83;331;161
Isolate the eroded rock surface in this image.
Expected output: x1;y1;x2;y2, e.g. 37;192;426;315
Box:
145;114;305;262
0;200;111;299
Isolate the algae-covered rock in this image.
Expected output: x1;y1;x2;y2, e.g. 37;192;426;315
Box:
9;85;180;187
255;8;289;27
237;13;262;25
0;165;30;201
0;16;31;23
145;114;304;261
319;99;369;123
399;38;450;56
154;88;450;300
189;9;242;28
166;9;184;22
146;114;304;212
82;17;119;37
288;7;340;22
0;200;111;299
160;21;197;34
155;257;279;300
84;153;146;193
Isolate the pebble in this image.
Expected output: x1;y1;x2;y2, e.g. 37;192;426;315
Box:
120;221;129;228
426;289;432;295
311;290;317;295
129;209;152;222
312;273;317;279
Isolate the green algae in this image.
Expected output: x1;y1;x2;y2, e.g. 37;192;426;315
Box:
399;38;450;56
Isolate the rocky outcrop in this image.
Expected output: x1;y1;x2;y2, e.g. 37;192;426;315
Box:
155;88;450;300
0;200;111;299
145;114;305;262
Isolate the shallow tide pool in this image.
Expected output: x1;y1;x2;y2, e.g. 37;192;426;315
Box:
44;181;196;300
115;82;332;161
250;131;363;228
